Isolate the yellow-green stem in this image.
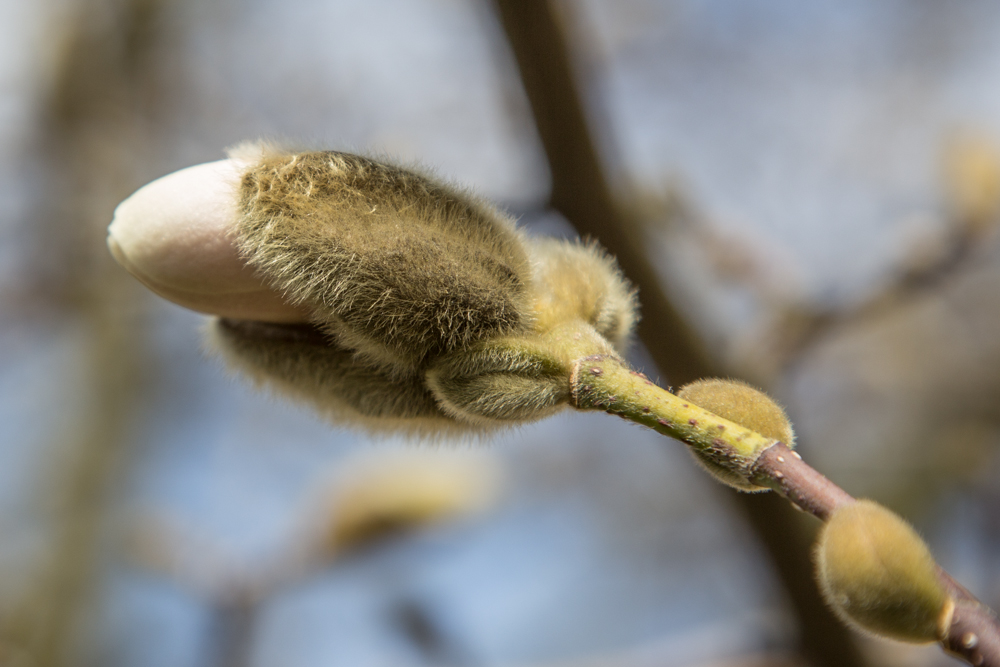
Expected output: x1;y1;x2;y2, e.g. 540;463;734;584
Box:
566;353;1000;666
570;354;779;487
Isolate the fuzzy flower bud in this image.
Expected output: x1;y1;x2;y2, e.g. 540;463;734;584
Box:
107;159;309;322
108;145;640;433
237;149;535;375
426;319;621;427
815;500;953;643
676;378;794;491
528;238;637;353
209;318;460;436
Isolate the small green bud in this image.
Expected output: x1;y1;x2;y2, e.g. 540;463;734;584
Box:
426;319;620;426
425;336;573;426
676;378;795;491
815;500;953;643
527;239;638;353
237;149;534;375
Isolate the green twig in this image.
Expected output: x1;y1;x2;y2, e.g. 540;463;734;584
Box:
569;353;1000;667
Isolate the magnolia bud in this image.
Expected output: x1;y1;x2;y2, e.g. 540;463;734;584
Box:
107;159;309;322
815;500;953;643
209;318;465;436
237;150;534;374
426;337;575;426
528;239;638;353
676;378;794;491
110;146;642;433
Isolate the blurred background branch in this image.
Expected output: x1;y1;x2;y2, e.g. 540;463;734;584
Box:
489;2;867;665
2;0;162;664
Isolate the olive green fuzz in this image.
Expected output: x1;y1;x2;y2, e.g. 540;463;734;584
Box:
570;356;779;484
816;500;954;643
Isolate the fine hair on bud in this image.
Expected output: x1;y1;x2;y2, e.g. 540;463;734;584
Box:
815;500;953;644
676;378;795;491
236;149;534;375
426;337;572;426
209;318;484;437
527;238;638;353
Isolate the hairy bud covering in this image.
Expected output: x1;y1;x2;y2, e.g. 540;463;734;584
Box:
109;145;642;434
209;319;468;436
426;337;573;426
676;378;794;491
815;500;952;643
237;149;534;375
528;239;638;353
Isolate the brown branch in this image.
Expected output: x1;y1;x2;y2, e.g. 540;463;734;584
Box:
489;0;711;385
488;2;869;665
753;446;1000;667
213;593;258;667
4;1;164;665
572;355;1000;667
937;571;1000;667
751;444;854;521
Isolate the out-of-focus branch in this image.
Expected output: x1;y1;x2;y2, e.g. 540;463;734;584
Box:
3;1;164;665
128;450;497;666
748;134;1000;378
488;0;710;386
488;2;869;666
